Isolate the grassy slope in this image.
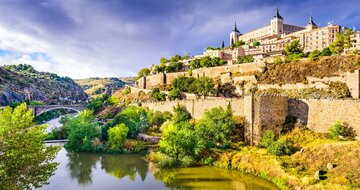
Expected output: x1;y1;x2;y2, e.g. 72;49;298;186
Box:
214;128;360;190
75;78;126;97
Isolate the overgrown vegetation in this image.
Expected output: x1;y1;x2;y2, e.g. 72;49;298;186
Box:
189;56;227;70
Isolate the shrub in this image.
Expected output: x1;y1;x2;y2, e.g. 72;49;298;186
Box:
157;154;178;168
260;130;275;148
151;87;166;101
123;86;131;95
137;110;150;133
168;88;182;100
172;104;192;123
107;96;120;105
267;140;292;156
328;121;356;140
309;50;321;61
328;82;350;98
236;55;254;64
108;124;129;150
180;156;195;167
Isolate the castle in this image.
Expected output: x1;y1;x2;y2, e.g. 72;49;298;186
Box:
199;7;359;64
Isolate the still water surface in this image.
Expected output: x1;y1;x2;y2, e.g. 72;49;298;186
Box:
42;148;278;190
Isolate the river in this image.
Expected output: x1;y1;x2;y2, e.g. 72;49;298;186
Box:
42;116;278;190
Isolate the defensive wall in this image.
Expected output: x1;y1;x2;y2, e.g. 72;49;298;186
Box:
141;95;360;144
136;62;265;90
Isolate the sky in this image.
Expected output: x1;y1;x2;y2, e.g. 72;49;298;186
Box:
0;0;359;79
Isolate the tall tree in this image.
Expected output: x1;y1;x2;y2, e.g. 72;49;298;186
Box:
221;41;225;49
0;104;60;189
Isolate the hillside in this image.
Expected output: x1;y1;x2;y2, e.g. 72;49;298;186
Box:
0;64;87;106
75;77;127;97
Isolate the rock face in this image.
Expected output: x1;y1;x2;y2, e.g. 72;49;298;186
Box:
0;64;87;105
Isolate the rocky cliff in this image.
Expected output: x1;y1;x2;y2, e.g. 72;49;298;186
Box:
0;64;87;105
75;77;128;97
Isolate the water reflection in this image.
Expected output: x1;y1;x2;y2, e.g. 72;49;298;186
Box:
43;148;278;190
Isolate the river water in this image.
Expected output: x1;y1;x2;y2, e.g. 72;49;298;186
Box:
41;148;278;190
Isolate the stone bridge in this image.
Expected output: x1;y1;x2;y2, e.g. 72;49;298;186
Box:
29;105;86;117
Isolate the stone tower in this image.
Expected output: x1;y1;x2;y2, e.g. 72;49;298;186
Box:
271;6;284;35
229;22;241;45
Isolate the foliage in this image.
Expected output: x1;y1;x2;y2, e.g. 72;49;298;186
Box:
273;56;283;64
123;86;131;95
0;104;60;189
149;111;172;127
107;95;120;105
165;62;183;73
236;55;254;64
260;130;276;148
232;40;245;48
218;83;236;97
64;109;100;152
329;29;353;55
168;88;182;100
309;50;321;61
196;106;235;149
267;140;292;156
172;104;192;124
87;94;109;113
159;122;199;163
221;41;225;49
28;100;44;106
190;56;226;70
328;121;356;140
206;46;220;50
321;47;332;56
108;124;129;150
137;110;150;133
284;40;304;61
172;76;196;92
189;77;214;96
252;41;260;47
151;87;166;101
137;68;150;79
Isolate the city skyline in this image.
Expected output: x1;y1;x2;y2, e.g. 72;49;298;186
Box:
0;0;359;78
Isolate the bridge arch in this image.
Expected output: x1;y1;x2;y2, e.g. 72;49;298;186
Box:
35;107;81;118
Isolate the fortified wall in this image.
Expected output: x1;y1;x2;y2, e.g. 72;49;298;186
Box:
142;95;289;145
136;62;265;90
141;95;360;145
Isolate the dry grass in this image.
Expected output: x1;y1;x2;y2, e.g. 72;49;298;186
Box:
259;55;360;84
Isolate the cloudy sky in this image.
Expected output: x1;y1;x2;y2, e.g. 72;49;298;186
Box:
0;0;359;79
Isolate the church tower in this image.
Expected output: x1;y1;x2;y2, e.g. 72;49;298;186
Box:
306;13;318;30
271;6;284;35
229;22;241;46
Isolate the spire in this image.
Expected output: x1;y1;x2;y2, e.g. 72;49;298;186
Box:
233;22;240;33
308;13;317;26
274;6;283;19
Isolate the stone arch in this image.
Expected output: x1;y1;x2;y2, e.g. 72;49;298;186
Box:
35;107;82;118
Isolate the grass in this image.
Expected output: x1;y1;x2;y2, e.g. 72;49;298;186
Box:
213;128;360;190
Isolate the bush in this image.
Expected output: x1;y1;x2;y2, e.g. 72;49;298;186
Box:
108;124;129;150
151;87;166;101
309;50;321;61
236;55;254;64
328;82;351;98
180;156;195;167
168;88;182;100
328;121;356;140
260;130;275;148
107;96;120;105
267;140;292;156
172;104;192;123
123;86;131;95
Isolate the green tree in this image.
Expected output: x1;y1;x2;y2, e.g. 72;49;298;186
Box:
137;68;150;79
0;104;60;189
284;40;304;60
172;76;196;92
200;56;212;68
160;57;168;64
172;104;192;124
151;87;166;101
252;41;260;47
170;55;181;62
168;88;182;100
330;33;345;55
309;50;321;61
344;29;354;49
321;47;332;56
108;124;129;150
236;55;254;64
107;96;120;105
165;62;183;73
64;109;100;152
189;77;214;96
221;41;225;49
190;59;201;70
137;110;150;133
235;40;245;47
195;106;235;149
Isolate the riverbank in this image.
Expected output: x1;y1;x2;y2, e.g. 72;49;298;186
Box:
148;128;360;190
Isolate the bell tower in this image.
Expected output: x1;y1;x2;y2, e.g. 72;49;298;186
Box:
271;6;284;35
229;22;241;46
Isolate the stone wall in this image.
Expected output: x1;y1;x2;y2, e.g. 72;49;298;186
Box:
142;95;289;145
289;99;360;138
142;98;244;119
